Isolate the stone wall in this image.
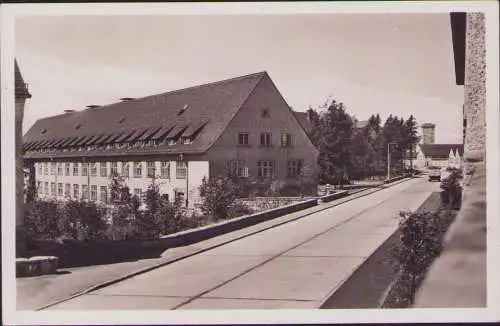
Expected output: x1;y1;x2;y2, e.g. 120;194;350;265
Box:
463;12;486;162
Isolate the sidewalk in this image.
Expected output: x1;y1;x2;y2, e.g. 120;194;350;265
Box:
17;178;412;310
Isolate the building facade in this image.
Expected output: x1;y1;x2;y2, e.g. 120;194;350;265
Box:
420;123;436;144
414;143;464;169
23;72;320;207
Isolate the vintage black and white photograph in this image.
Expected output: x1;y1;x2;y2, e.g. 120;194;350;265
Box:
2;1;499;324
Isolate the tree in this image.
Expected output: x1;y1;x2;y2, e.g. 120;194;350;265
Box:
315;100;354;186
404;115;419;170
107;175;136;240
199;175;240;219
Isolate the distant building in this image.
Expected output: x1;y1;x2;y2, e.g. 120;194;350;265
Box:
420;123;436;144
23;71;320;207
415;143;464;169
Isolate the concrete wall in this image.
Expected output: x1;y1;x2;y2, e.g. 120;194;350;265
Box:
206;74;319;184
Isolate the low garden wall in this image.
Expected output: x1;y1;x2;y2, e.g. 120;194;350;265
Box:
21;190;351;271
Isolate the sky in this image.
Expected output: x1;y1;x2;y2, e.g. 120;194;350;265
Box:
16;14;464;143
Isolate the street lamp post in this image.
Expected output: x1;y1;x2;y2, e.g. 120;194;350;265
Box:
387;142;397;180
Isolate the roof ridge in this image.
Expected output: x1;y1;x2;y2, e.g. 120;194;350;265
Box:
33;71;269;121
75;71;268;113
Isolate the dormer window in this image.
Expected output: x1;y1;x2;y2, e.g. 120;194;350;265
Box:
118;116;126;124
167;139;175;146
183;137;192;145
262;108;270;118
41;128;47;134
76;124;82;130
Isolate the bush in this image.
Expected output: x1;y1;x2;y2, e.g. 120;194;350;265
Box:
60;200;107;241
24;199;60;240
440;171;463;209
391;210;442;306
227;202;254;218
199;175;240;219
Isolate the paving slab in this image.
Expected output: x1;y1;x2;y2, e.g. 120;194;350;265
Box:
179;297;315;309
48;293;188;310
93;254;267;298
201;256;364;302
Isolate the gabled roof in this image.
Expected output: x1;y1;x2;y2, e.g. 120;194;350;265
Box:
419;144;464;159
292;111;313;134
23;71;268;158
15;60;31;99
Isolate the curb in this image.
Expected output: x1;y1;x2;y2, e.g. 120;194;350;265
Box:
17;256;59;278
35;176;414;311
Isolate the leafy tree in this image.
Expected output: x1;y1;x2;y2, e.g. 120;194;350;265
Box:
60;199;106;241
315;100;354;186
404;115;419;170
199;175;240;219
24;199;60;240
107;175;136;240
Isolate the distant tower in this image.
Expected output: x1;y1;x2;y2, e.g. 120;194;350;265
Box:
421;123;436;144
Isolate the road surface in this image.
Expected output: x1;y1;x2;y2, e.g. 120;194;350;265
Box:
46;177;439;310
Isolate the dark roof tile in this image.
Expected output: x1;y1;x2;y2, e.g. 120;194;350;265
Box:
420;144;464;159
24;71;267;158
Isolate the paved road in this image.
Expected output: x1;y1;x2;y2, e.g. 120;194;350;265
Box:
46;177;439;310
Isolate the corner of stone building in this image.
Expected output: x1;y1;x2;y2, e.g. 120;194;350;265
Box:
413;11;487;308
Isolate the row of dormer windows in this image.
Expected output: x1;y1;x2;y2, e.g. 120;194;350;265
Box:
25;136;193;154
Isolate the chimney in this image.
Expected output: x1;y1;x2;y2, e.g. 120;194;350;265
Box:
86;105;100;109
120;97;136;102
64;109;76;113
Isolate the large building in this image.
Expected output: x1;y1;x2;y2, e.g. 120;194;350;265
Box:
23;71;320;208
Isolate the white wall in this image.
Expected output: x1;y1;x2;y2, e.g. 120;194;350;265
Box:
187;161;209;209
34;160;209;206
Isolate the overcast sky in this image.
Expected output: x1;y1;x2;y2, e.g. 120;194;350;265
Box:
16;14;464;143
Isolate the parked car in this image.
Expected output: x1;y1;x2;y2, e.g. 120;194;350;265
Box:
427;166;441;181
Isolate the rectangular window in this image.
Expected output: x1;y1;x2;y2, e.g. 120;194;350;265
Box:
110;162;118;176
64;183;70;197
281;133;292;147
44;163;49;175
238;133;249;146
260;133;272;147
73;163;79;176
44;182;49;195
174;190;185;203
57;163;63;176
90;162;97;176
133;162;143;178
57;183;63;196
147;162;156;178
90;185;97;201
50;163;56;175
73;184;79;199
82;163;88;176
160;162;170;179
287;160;303;178
100;186;107;203
100;162;107;177
65;163;70;176
38;163;43;175
82;184;89;200
257;160;274;178
122;161;130;178
37;181;42;195
51;182;56;196
176;161;187;179
225;160;246;177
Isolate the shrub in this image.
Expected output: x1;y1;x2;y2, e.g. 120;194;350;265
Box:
199;175;240;219
24;199;60;240
106;176;137;240
440;171;463;209
227;202;254;218
391;210;442;306
60;200;107;241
